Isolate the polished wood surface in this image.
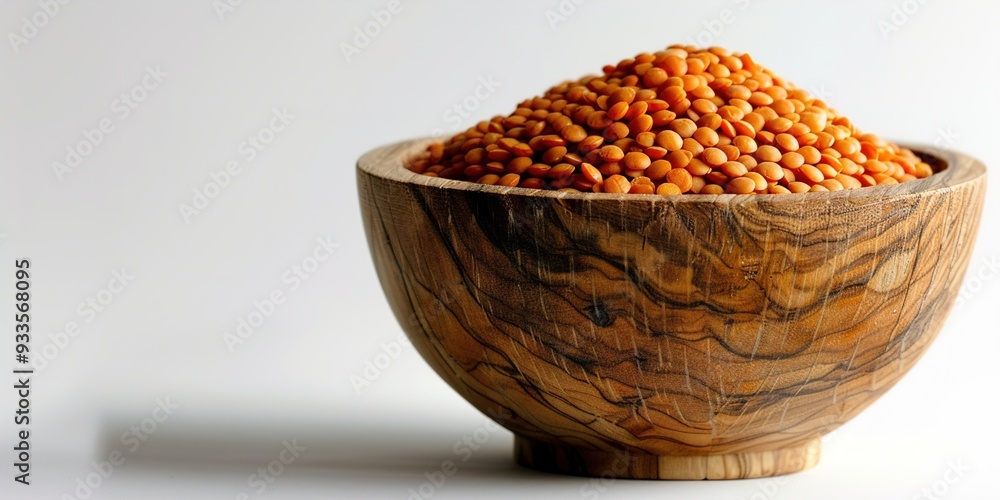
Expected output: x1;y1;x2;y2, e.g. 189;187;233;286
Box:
357;139;986;479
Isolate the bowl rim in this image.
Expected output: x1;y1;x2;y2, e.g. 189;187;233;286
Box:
358;138;986;202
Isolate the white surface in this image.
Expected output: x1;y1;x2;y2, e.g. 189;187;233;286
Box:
1;0;998;498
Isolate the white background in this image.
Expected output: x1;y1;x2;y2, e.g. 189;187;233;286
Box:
1;1;998;499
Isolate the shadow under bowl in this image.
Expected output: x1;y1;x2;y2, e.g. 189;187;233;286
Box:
357;138;986;480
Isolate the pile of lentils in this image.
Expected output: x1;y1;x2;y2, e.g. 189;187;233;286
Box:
407;45;934;195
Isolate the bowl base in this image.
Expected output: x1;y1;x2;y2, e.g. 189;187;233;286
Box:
514;436;821;480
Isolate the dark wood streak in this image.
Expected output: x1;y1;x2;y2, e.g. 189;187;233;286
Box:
357;138;987;479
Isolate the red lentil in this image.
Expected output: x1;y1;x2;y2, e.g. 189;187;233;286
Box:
409;45;934;194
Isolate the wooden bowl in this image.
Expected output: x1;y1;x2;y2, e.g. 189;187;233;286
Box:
357;138;986;480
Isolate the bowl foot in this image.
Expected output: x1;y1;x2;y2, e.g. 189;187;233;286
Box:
514;436;821;480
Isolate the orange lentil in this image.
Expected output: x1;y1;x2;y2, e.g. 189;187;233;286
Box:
798;146;821;165
656;182;682;195
814;131;835;150
816;163;839;179
581;163;603;184
831;139;853;156
563;153;583;167
690;86;715;100
732;120;756;137
758;131;775;145
578;135;605;153
655;130;684;150
745;172;768;191
686;158;713;176
511;142;533;156
690;175;707;193
643;67;669;87
778;168;795;186
661;86;687;106
798;164;825;184
775;133;799;152
697;112;723;130
704;170;730;186
646;99;669;112
662;55;688;76
646;160;672;180
865;160;889;174
693;127;720;147
706;171;729;185
765;117;793;134
788;181;811;193
628;114;654;135
666;168;694;193
726;176;756;194
624;152;652;170
667;149;693;169
692;99;718;114
860;141;879;161
683;138;705;156
720;144;740;161
526;163;550;178
686;57;707;75
724;85;751;101
737;154;757;170
610;87;636;105
675;100;693;116
787;122;811;137
519;177;544;189
650;109;677;128
599;162;621;176
755;145;782;163
780;152;805;169
819;178;844;191
541;146;567;164
836;173;861;189
669;118;698;138
605;122;630;140
586;110;613;129
718;120;736;138
604;174;631;193
748;91;773;106
721;161;748;178
477;174;500;185
599;145;625;162
626;101;649;120
464;165;486;178
718;105;744;122
797;133;818;146
628;184;653;195
562;124;587;143
645;146;668;159
632;174;655;186
410;46;933;194
549;163;576;178
770;99;795;116
702;147;728;167
755;162;784;182
701;183;724;194
608;101;629;120
506;156;531;174
635;131;656;147
733;135;757;154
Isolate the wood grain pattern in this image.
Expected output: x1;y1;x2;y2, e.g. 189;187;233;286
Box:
357;138;987;479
